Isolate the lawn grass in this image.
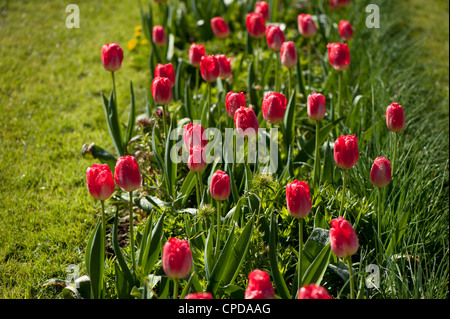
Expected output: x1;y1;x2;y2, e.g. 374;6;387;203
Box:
0;0;448;299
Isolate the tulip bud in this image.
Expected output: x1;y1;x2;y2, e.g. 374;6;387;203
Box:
370;157;391;188
286;180;311;218
189;43;206;67
246;12;266;39
211;17;230;39
151;77;173;105
101;43;124;72
244;269;275;299
255;1;270;22
307;92;326;121
152;25;167;47
262;92;287;124
114;155;141;192
162;238;192;279
280;41;297;68
184;292;214;299
187;145;207;173
210;170;231;201
298;284;332;299
86;163;115;201
385;102;405;132
216;54;233;79
225;91;246;118
327;42;350;71
333;134;359;170
265;25;285;52
200;55;220;83
339;20;354;41
183;123;207;150
154;63;175;87
330;216;359;258
297;14;317;38
234;106;259;138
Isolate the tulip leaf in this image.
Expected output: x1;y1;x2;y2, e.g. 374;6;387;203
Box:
152;123;165;181
142;212;165;275
125;81;136;151
112;207;134;285
101;91;124;157
301;242;331;286
204;224;215;281
86;219;105;299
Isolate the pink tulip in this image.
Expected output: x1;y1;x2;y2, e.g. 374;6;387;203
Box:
86;163;115;201
101;43;124;72
162;238;192;279
330;216;359;258
244;270;275;299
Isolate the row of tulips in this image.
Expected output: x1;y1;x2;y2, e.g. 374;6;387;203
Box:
82;0;408;300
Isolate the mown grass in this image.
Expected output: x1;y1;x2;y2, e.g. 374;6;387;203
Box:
0;0;448;299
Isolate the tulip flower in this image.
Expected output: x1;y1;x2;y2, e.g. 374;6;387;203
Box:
187;145;207;173
298;284;332;299
307;92;326;190
151;76;172;141
216;54;233;80
234;106;259;138
200;55;220;127
329;0;351;10
255;1;270;22
154;63;175;87
152;25;167;47
189;43;205;68
86;163;115;201
327;42;350;71
297;14;317;39
184;292;214;299
280;41;297;97
261;92;287;124
286;179;311;290
114;155;141;273
246;12;266;39
339;20;354;41
225;91;246;119
265;25;285;90
163;238;192;299
386;102;405;176
210;170;231;256
244;270;275;299
101;43;123;72
211;17;230;39
334;134;358;217
183;123;207;150
330;216;359;298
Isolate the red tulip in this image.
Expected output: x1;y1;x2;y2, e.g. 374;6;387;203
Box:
297;14;317;39
234;106;259;138
101;43;124;72
114;155;141;192
210;170;231;201
286;180;311;218
261;92;287;124
307;92;326;121
189;43;206;67
327;42;350;71
184;292;214;299
255;1;270;22
333;134;359;170
246;12;266;39
370;157;391;188
280;41;297;68
244;269;274;299
200;55;220;83
330;216;359;258
298;284;332;299
152;25;167;47
216;54;233;79
329;0;351;10
265;25;285;51
225;91;246;118
385;102;405;132
151;77;173;105
162;238;192;279
211;17;230;39
339;20;354;41
187;145;207;173
154;63;175;87
183;123;207;149
86;163;115;201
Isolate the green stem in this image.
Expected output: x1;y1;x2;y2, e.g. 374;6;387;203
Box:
173;278;179;299
392;132;398;177
339;170;347;217
313;120;320;192
297;218;304;294
195;171;201;207
377;187;383;264
129;191;136;273
208;82;212;127
307;41;312;90
288;68;292;100
337;71;342;118
346;256;355;299
100;200;106;299
275;52;280;92
215;200;222;258
195;68;199;118
162;104;167;143
197;172;203;203
111;71;117;103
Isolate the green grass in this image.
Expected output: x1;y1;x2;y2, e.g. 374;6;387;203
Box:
0;0;448;299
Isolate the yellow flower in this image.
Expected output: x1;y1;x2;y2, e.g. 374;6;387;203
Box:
134;31;142;38
127;39;138;51
140;39;149;46
134;25;142;32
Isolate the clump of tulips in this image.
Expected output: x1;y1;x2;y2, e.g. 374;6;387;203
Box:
76;0;410;301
